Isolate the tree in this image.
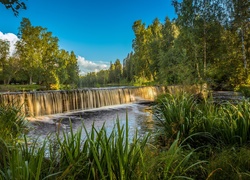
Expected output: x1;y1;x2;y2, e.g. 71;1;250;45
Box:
108;62;115;83
56;49;70;85
64;51;79;86
79;72;97;87
132;20;150;80
16;18;60;85
96;70;109;85
114;59;122;83
39;31;59;86
16;18;42;84
0;39;10;84
3;55;22;84
0;0;26;16
123;52;135;82
147;18;162;80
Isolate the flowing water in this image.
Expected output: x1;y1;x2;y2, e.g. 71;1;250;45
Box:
27;103;155;141
0;86;165;116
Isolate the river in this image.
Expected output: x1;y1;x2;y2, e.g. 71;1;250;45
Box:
27;103;155;141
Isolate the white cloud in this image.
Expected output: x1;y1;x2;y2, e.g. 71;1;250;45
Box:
77;56;109;75
0;31;19;56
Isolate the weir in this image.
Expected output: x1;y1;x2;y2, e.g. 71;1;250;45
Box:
0;86;165;117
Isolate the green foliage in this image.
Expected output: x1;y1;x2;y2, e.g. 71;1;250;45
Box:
154;93;250;178
108;59;123;84
132;76;150;86
3;0;248;89
0;137;53;180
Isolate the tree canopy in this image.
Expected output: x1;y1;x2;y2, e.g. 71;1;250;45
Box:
0;0;26;16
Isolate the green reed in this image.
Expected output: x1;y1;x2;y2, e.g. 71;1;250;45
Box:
154;93;198;146
0;102;28;143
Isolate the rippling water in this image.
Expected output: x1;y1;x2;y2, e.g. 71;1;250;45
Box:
28;103;155;141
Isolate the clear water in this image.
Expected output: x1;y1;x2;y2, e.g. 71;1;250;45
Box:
28;103;155;141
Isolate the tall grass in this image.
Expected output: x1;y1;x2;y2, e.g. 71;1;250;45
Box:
154;93;197;146
53;118;151;179
154;92;250;147
0;137;52;180
0;115;205;179
148;134;206;179
0;117;151;179
153;92;250;179
0;103;28;143
207;146;250;180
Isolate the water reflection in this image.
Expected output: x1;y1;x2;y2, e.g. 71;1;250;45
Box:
28;103;155;140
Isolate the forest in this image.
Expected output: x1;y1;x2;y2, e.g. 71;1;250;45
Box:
80;0;249;90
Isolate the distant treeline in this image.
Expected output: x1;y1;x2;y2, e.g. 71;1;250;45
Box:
80;0;249;89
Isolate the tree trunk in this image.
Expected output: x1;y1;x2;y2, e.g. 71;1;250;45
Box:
203;0;207;77
29;75;33;85
203;20;207;77
195;44;201;80
241;27;247;69
7;77;11;85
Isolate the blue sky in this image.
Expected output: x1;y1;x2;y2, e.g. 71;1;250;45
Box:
0;0;176;74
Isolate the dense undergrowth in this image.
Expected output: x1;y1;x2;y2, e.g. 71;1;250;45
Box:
1;93;250;179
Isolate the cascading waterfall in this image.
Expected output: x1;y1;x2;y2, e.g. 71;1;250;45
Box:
0;86;165;117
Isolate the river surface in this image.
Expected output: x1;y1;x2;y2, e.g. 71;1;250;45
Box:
27;103;155;141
